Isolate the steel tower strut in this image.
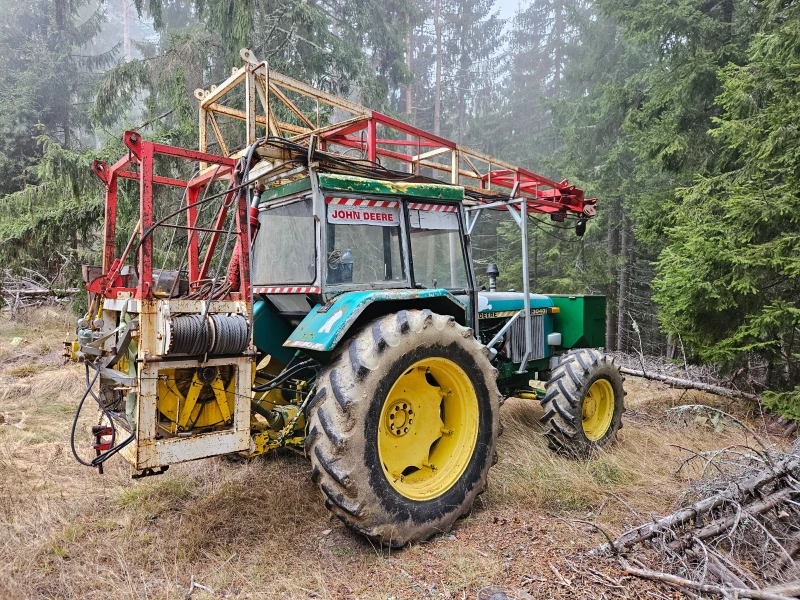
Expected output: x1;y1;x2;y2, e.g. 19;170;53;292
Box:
194;49;596;220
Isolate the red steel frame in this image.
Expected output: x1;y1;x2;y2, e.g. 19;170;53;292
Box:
196;55;595;219
90;131;249;301
316;111;594;218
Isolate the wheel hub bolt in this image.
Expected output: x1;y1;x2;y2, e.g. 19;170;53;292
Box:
388;402;413;436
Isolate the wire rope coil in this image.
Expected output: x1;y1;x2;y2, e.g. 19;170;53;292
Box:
166;313;249;356
208;314;249;355
167;314;209;355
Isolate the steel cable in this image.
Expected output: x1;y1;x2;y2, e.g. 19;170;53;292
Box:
169;314;210;355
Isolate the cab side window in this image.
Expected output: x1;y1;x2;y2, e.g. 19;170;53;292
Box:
408;207;468;289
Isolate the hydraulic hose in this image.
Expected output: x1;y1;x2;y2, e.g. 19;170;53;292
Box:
252;359;317;392
70;361;135;469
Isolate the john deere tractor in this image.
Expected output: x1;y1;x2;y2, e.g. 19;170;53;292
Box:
68;50;624;547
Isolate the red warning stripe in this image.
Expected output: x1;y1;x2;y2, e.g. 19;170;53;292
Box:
254;286;321;294
325;197;400;208
408;203;458;212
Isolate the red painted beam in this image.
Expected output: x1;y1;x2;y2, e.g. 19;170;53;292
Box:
138;143;154;299
151;142;237;167
373;138;440;148
319;118;370;140
371;112;456;149
327;135;415;164
187;187;201;282
117;171;189;188
103;175;118;273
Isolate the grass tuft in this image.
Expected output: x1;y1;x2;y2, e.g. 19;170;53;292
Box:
0;307;788;599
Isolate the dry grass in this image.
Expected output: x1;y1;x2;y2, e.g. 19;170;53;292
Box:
0;307;788;599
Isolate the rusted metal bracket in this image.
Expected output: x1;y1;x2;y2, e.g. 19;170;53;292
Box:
131;465;170;480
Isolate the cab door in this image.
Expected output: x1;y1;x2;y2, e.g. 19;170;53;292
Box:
405;201;477;327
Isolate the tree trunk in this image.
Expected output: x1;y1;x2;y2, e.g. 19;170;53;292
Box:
457;3;467;144
405;20;414;172
434;0;442;136
553;0;564;94
123;0;132;62
666;334;677;360
616;209;629;352
405;21;412;116
721;0;734;39
606;196;621;350
63;92;70;149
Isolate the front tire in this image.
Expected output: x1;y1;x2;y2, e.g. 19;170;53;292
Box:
540;348;624;458
306;309;501;547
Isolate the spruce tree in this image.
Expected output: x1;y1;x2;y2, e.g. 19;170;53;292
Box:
654;0;800;392
0;0;114;280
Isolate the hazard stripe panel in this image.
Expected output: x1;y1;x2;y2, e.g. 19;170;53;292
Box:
284;340;326;351
254;286;321;294
325;197;399;208
408;203;458;212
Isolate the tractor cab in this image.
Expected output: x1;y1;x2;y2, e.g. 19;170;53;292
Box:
251;173;477;359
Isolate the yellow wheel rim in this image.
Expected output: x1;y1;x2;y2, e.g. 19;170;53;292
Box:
582;378;615;441
378;357;479;501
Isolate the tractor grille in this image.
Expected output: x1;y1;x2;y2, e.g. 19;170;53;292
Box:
506;313;545;363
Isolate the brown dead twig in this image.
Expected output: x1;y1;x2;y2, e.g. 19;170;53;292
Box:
619;557;792;600
1;268;78;317
590;409;800;597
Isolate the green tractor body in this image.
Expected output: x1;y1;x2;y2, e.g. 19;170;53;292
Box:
251;173;606;395
243;171;624;544
69;53;625;548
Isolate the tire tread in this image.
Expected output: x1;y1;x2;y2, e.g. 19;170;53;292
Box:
540;348;625;459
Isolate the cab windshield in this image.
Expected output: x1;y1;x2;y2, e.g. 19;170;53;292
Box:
252;197;316;285
325;198;405;285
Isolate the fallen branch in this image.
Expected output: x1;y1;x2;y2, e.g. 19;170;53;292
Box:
620;367;759;401
593;455;800;554
668;488;799;552
702;549;750;589
1;288;80;296
185;575;212;597
763;581;800;596
619;557;792;600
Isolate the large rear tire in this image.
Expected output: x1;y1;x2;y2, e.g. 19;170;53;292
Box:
540;348;624;458
306;309;501;547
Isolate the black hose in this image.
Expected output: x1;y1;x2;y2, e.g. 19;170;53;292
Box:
252;359;317;392
70;361;135;469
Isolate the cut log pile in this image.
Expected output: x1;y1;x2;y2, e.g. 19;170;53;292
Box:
1;269;78;314
594;424;800;598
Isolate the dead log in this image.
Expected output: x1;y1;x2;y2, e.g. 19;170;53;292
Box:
619;557;792;600
763;581;800;596
668;487;799;552
593;455;800;554
619;367;759;401
687;547;752;590
1;288;79;296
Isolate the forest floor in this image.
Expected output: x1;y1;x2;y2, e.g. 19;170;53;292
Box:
0;308;789;600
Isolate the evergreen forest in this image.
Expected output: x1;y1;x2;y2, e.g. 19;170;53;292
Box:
0;0;798;406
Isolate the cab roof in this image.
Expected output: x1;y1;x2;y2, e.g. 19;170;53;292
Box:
260;172;465;203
